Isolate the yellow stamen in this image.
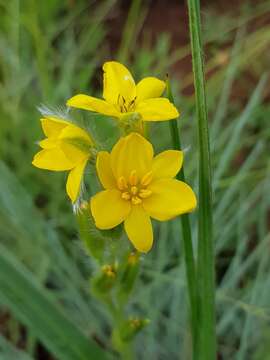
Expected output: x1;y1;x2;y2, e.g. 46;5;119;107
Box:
122;191;131;200
131;186;138;195
139;189;152;198
141;171;153;186
129;170;138;186
117;176;128;190
131;196;142;205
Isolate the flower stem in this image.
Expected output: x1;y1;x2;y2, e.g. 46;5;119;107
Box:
167;80;199;357
187;0;217;359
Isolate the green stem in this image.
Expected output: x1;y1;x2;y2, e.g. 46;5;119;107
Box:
167;80;199;357
186;0;216;359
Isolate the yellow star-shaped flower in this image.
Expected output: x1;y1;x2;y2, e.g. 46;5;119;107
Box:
32;116;93;203
67;61;179;122
91;132;197;253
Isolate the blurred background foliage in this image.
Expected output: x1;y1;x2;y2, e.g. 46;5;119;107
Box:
0;0;270;359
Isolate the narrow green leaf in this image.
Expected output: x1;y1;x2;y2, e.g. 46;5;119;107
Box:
187;0;216;358
166;79;198;354
0;334;33;360
0;245;108;360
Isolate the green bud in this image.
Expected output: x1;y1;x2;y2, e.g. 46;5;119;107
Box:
118;252;140;302
119;112;144;135
76;201;106;262
91;264;118;296
119;317;150;342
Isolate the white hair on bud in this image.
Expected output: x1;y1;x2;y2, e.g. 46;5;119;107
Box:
37;104;73;122
182;145;191;154
72;180;86;214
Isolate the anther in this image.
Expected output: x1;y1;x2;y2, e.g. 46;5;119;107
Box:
122;192;131;200
117;176;128;190
129;170;138;186
141;171;153;187
131;196;142;205
131;186;138;195
139;189;152;198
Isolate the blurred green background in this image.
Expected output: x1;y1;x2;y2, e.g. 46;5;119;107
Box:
0;0;270;359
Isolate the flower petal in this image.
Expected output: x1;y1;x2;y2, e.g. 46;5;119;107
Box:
136;98;179;121
41;117;68;138
66;158;88;203
59;124;93;163
96;151;116;189
152;150;183;179
91;189;131;229
110;132;153;179
67;94;120;117
124;205;153;253
32;148;74;171
136;77;166;102
59;123;93;145
39;138;58;149
103;61;136;104
143;179;197;221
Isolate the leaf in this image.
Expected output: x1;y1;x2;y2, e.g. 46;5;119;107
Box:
0;245;109;360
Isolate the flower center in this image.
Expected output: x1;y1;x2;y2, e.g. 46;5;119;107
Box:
116;95;137;113
117;170;153;205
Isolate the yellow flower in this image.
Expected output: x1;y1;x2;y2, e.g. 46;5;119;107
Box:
67;61;179;122
32;116;93;203
91;133;197;253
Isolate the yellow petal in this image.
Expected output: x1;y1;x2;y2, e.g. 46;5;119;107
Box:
32;148;74;171
103;61;136;104
39;138;58;149
143;179;197;221
96;151;116;189
110;132;153;179
60;143;87;165
91;189;131;229
67;94;120;117
152;150;183;179
59;123;93;145
41;117;69;138
66;158;88;203
124;205;153;253
135;98;179;121
136;77;166;102
59;124;93;163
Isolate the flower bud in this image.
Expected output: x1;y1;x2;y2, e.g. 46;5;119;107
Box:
91;263;118;295
119;317;150;342
118;252;140;302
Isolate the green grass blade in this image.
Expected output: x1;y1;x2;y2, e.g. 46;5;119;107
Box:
0;245;108;360
166;79;198;354
0;334;33;360
187;0;216;358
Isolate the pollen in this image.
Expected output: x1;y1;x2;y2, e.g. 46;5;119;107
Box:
122;191;131;200
131;196;142;205
131;186;138;195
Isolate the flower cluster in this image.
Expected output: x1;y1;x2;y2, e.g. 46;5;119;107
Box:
33;61;196;252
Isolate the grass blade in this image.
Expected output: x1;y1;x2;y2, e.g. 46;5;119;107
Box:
187;0;216;358
167;79;198;354
0;245;108;360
